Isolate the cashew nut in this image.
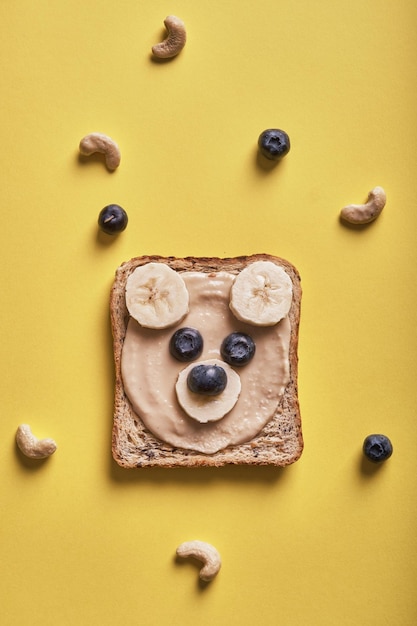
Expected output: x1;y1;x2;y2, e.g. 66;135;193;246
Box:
16;424;57;459
176;541;221;582
79;133;121;170
340;186;386;224
152;16;186;59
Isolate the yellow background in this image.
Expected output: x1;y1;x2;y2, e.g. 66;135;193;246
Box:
0;1;416;624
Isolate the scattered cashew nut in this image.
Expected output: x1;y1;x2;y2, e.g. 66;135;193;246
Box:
16;424;57;459
79;133;121;170
340;186;386;225
176;541;221;582
152;15;186;59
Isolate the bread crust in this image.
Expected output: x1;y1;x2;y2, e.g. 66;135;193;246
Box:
110;254;303;467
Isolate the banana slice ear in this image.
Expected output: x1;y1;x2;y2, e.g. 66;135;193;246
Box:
125;262;189;329
229;261;293;326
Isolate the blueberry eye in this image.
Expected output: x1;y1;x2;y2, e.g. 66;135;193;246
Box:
220;332;256;366
169;327;203;362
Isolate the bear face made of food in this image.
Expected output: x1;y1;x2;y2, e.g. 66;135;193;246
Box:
111;255;302;463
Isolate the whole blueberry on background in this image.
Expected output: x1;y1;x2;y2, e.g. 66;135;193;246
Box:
98;204;128;234
258;129;291;161
363;434;393;463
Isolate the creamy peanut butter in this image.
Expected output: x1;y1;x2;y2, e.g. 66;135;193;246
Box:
121;271;291;454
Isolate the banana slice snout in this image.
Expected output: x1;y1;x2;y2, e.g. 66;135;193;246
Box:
176;359;241;423
230;260;293;326
125;262;189;329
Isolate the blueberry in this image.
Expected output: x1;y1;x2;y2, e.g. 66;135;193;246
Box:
363;434;393;463
98;204;128;234
170;327;203;362
258;129;290;161
187;364;227;396
221;332;255;367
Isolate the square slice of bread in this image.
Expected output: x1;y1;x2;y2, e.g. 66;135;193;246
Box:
110;254;303;468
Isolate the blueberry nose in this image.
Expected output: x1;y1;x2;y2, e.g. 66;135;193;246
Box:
187;364;227;396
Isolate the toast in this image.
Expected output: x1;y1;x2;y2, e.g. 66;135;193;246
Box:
110;254;303;467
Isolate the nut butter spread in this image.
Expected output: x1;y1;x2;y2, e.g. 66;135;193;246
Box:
121;271;291;454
